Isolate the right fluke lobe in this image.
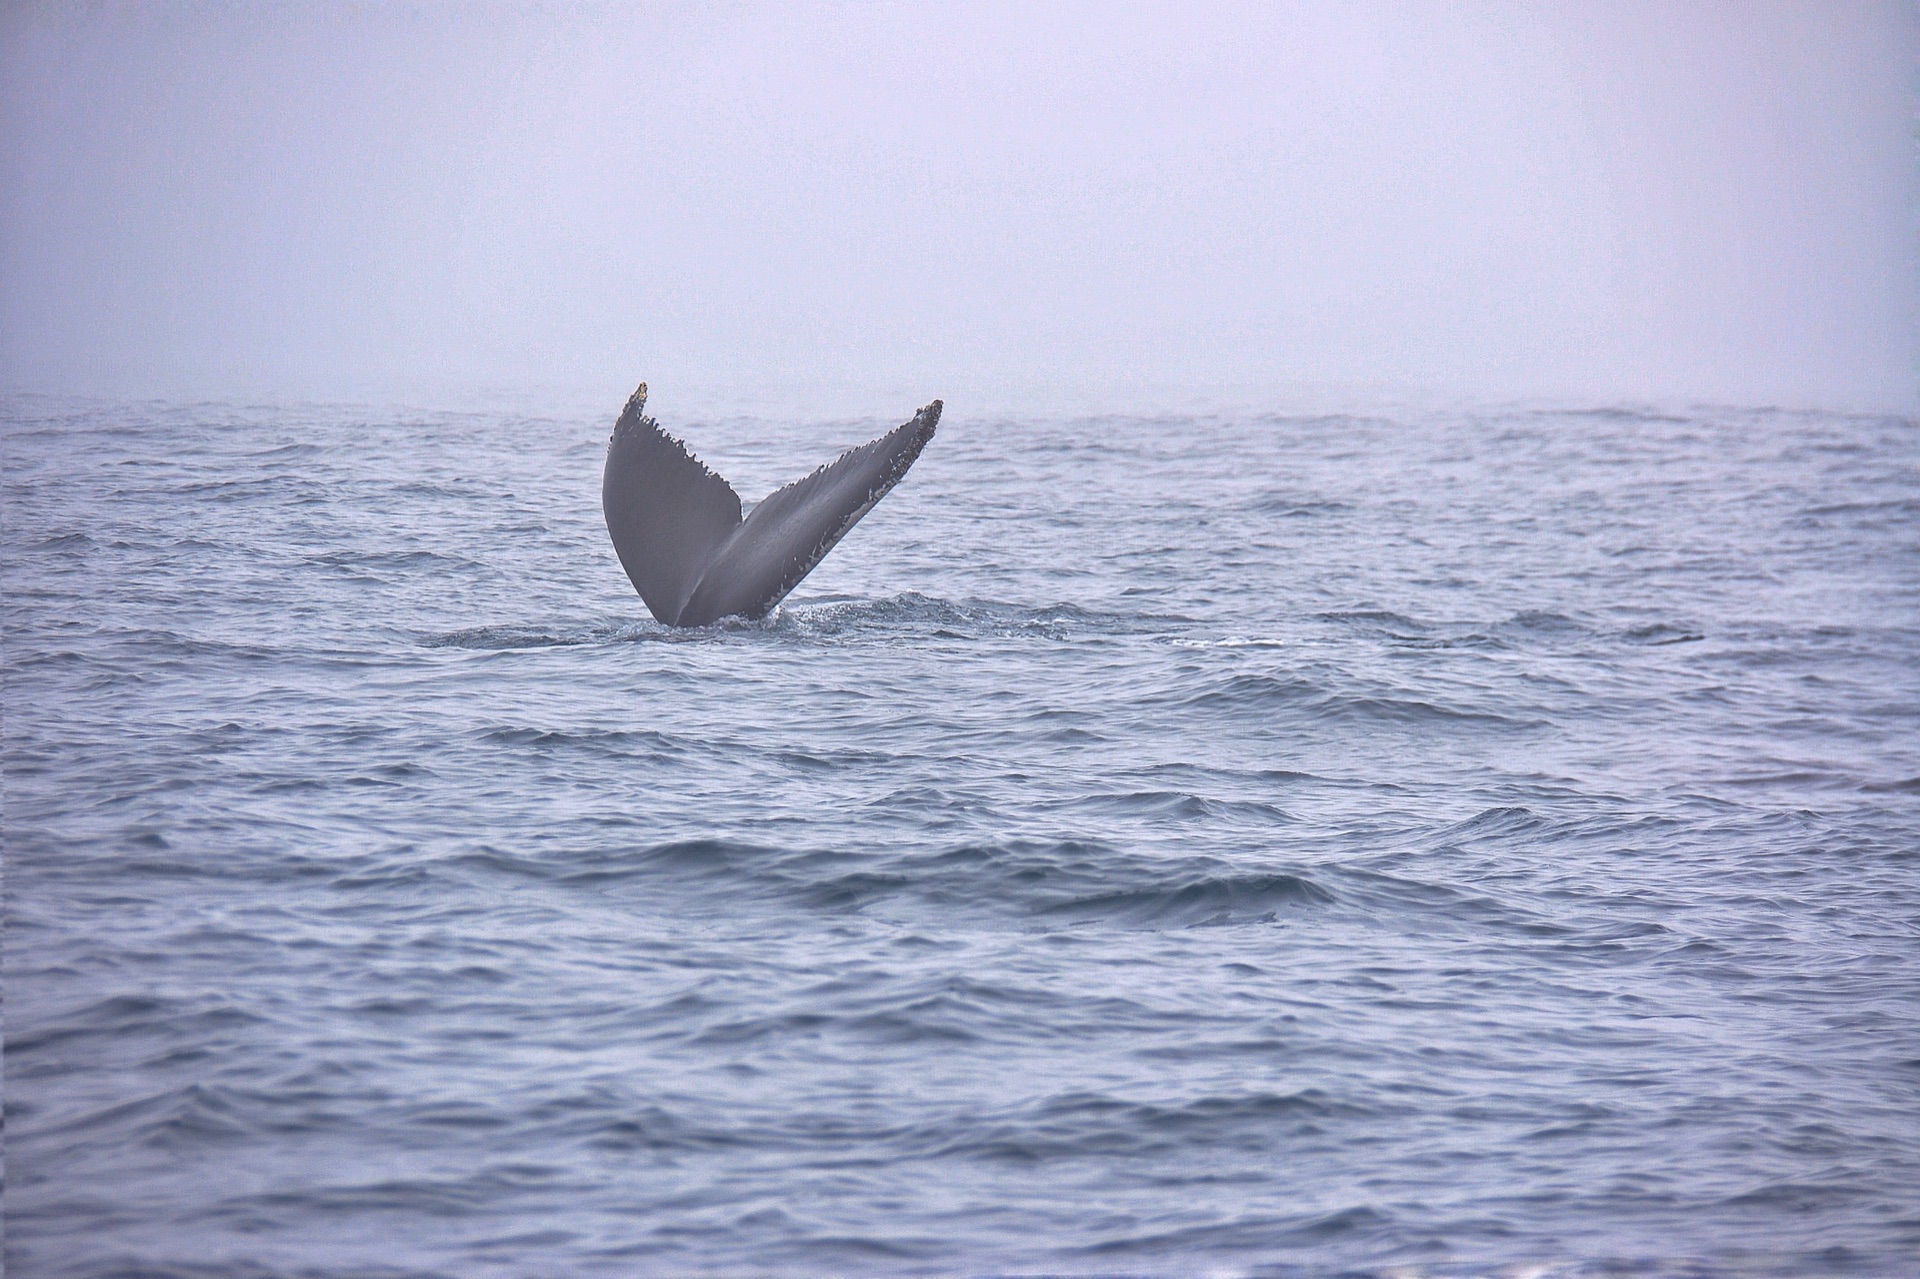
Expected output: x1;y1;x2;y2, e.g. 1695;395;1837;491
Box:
601;384;941;627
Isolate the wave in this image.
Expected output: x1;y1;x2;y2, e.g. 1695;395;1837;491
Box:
1172;670;1539;729
1624;622;1704;645
1530;404;1698;424
769;591;1174;641
422;833;1334;933
1035;870;1332;926
423;593;1174;650
1169;635;1288;649
306;549;479;571
1247;494;1355;516
423;622;636;649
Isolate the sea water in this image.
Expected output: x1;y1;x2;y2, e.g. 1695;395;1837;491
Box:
5;395;1918;1277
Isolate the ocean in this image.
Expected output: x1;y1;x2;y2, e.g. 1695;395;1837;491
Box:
4;394;1918;1277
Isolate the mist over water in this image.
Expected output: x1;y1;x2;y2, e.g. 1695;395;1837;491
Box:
3;2;1917;409
6;393;1919;1276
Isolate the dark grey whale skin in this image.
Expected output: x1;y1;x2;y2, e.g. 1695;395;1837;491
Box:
602;384;942;627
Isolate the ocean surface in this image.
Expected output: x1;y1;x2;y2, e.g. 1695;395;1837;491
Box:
5;393;1918;1279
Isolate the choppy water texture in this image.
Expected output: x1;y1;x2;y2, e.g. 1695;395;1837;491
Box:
5;394;1919;1279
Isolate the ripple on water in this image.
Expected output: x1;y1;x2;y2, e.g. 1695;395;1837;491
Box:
4;397;1918;1278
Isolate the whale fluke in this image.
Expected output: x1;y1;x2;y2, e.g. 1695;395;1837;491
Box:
602;383;941;627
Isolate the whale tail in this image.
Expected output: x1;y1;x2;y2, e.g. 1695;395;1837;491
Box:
602;384;941;627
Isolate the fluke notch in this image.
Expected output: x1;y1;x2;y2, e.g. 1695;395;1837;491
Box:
602;384;942;626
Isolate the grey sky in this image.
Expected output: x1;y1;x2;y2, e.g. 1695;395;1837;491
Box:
3;2;1915;410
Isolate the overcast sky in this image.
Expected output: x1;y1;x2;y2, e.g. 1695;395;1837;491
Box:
3;2;1915;411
